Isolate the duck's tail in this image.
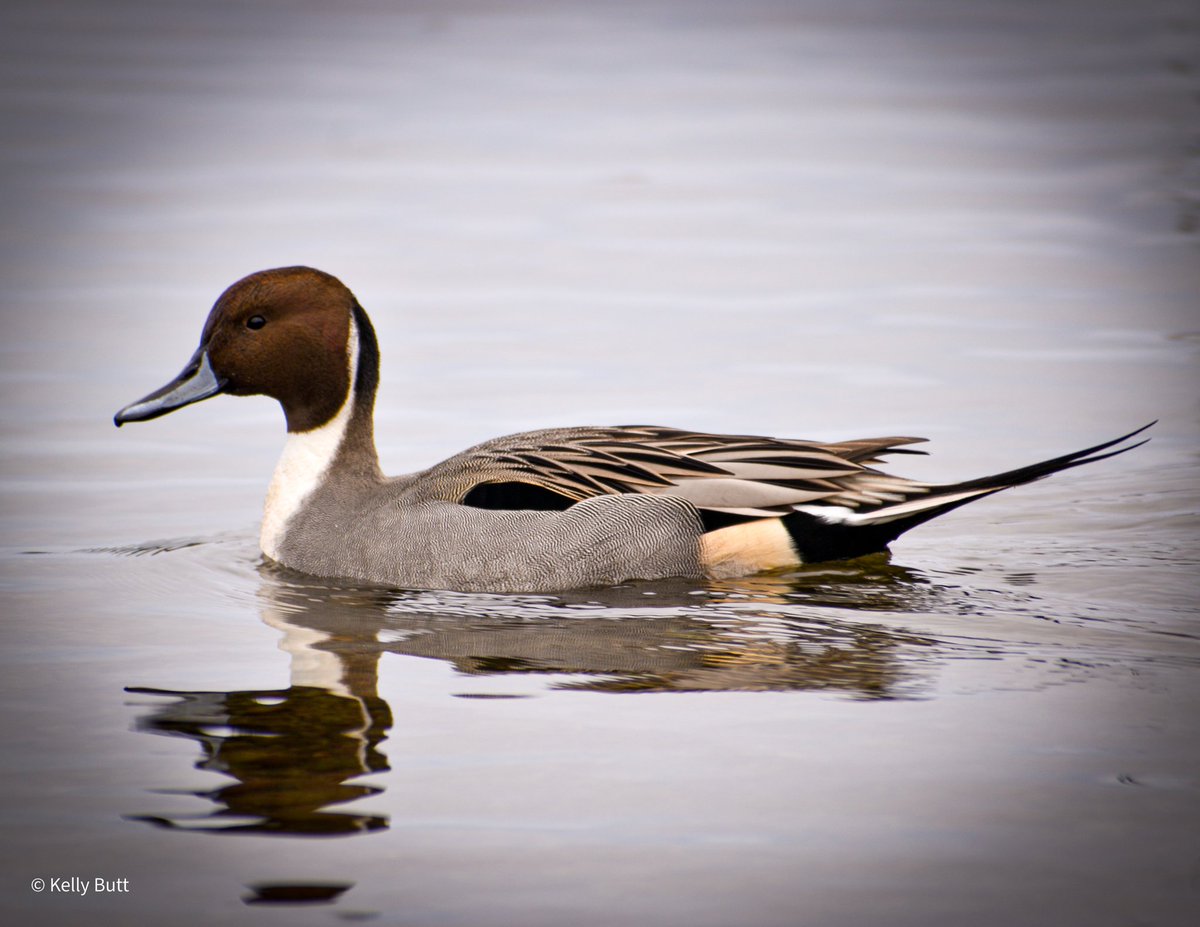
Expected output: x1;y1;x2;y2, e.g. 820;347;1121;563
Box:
780;421;1154;563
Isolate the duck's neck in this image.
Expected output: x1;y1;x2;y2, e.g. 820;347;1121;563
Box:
260;305;382;561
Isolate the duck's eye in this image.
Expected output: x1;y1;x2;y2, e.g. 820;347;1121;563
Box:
246;315;267;330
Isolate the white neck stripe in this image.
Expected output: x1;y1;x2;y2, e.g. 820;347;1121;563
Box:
260;316;359;561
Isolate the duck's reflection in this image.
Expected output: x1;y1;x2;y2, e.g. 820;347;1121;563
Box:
126;589;393;837
127;557;936;838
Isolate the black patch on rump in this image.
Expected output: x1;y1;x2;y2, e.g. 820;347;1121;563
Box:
780;491;995;563
462;481;577;511
780;510;901;563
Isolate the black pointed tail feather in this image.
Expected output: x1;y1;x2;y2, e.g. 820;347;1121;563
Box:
783;422;1154;563
932;420;1155;495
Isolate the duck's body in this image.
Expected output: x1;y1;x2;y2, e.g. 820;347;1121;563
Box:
115;266;1151;593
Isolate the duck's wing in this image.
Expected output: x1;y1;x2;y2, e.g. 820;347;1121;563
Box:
413;424;932;518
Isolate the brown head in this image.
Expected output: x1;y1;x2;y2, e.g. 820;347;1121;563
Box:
114;267;379;433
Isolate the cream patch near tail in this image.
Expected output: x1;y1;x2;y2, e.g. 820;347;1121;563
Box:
699;517;800;578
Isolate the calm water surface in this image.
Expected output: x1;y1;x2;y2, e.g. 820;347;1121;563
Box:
2;1;1198;925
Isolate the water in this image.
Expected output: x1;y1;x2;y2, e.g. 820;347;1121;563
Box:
2;1;1198;924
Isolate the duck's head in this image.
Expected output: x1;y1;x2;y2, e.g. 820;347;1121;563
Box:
115;266;377;433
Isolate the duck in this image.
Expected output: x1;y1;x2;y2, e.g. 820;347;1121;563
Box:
114;266;1152;593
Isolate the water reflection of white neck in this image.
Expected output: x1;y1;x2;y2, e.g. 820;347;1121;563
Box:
259;600;353;699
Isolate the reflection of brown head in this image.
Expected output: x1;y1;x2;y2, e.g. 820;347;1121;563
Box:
126;684;391;838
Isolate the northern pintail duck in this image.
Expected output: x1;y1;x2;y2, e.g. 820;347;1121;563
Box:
115;267;1151;593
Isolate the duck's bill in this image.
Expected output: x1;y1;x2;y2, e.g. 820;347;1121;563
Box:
114;348;227;426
